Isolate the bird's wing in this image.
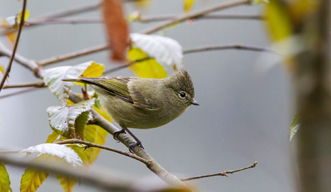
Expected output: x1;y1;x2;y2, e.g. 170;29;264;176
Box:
127;79;160;110
80;76;134;103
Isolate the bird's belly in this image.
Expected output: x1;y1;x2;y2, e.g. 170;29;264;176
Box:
101;97;180;129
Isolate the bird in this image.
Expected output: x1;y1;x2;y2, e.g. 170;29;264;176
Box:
63;69;199;152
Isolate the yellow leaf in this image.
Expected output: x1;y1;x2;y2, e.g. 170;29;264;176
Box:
75;62;104;86
20;155;51;192
56;175;77;192
0;164;12;192
184;0;196;13
7;32;16;45
17;10;30;24
127;48;167;79
0;65;4;75
133;0;152;8
264;1;292;42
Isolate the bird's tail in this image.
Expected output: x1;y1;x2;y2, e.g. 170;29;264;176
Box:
62;78;95;84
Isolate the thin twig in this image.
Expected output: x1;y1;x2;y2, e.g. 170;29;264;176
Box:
56;139;150;165
23;14;263;26
181;161;258;181
35;0;252;66
37;44;109;66
140;0;252;34
183;44;277;54
3;81;45;89
0;0;27;92
0;87;38;99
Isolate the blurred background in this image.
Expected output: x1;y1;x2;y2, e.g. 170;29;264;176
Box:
0;0;295;191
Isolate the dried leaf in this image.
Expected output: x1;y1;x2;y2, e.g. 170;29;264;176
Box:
0;164;12;192
102;0;129;61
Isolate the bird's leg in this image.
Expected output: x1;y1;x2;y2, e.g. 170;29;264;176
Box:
113;128;126;141
122;127;144;153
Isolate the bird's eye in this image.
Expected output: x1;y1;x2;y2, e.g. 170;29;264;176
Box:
179;92;186;98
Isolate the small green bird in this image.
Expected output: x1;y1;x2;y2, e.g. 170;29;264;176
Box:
63;69;199;152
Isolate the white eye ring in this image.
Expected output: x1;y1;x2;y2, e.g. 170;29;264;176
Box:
179;92;186;98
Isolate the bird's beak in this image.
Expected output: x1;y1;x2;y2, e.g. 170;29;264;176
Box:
191;100;199;106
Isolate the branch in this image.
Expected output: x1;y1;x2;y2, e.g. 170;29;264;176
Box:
35;0;253;66
68;92;189;188
183;44;277;54
24;14;263;26
0;88;38;99
0;0;27;92
181;161;258;181
140;0;252;34
56;139;150;165
3;81;45;89
37;44;109;66
0;154;186;191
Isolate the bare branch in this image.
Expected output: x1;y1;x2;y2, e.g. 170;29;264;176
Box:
56;139;150;165
183;44;277;54
0;0;27;92
3;81;45;89
37;44;109;66
181;161;258;181
0;88;38;99
0;154;186;191
140;0;253;34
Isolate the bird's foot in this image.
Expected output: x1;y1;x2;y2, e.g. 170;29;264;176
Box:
113;129;126;141
129;140;144;153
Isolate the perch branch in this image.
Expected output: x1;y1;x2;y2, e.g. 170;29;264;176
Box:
183;44;276;54
56;139;150;165
0;0;27;92
68;92;189;188
181;161;258;181
0;88;38;99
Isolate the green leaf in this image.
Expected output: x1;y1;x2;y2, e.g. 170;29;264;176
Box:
20;156;50;192
0;164;12;192
47;99;95;138
43;61;102;106
127;48;168;79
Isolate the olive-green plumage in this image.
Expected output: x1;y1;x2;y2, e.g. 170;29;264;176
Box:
64;69;198;129
63;69;198;151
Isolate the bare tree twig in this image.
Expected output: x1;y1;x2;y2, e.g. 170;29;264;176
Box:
181;161;258;181
0;154;186;191
3;81;45;89
37;44;109;66
21;14;263;26
140;0;252;34
183;44;277;54
35;0;253;66
0;88;38;99
56;139;150;165
0;0;27;92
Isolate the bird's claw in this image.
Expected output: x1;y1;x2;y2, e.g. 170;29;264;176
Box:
113;129;126;141
129;141;144;153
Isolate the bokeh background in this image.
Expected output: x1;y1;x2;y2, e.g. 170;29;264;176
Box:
0;0;295;191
